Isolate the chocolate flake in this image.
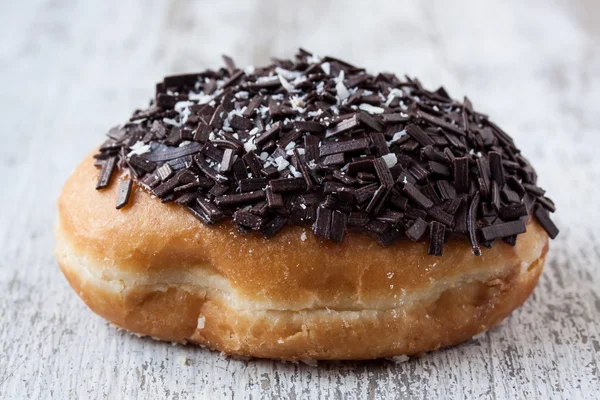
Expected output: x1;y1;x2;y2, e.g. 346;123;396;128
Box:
330;210;348;243
319;138;370;157
157;164;174;181
403;183;434;209
115;179;133;209
266;186;284;208
534;204;559;239
467;192;481;256
96;157;117;190
313;206;333;239
481;220;526;241
215;190;265;207
453;157;469;194
405;124;435;146
270;178;307;193
489;151;505;186
406;218;428;241
428;221;446;256
261;216;287;238
325;115;360;138
234;210;264;230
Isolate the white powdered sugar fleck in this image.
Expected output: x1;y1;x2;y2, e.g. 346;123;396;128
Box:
336;81;350;102
290;95;306;113
259;152;269;160
278;74;296;92
244;138;257;153
256;75;278;83
163;117;181;127
307;109;323;118
300;232;307;241
275;67;301;80
385;88;404;106
285;141;296;151
178;141;191;147
243;65;255;75
259;105;270;117
315;81;325;93
390;130;407;144
334;70;345;84
288;165;302;177
359;103;384;114
235;91;249;100
320;62;331;75
197;317;205;329
127;141;151;156
274;156;290;171
382;153;397;168
188;92;213;104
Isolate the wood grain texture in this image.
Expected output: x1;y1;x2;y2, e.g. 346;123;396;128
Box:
0;0;599;398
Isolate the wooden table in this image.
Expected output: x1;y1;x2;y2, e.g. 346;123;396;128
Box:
1;1;599;398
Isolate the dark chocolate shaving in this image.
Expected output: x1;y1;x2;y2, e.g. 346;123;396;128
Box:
428;221;446;256
481;220;527;241
115;179;133;209
406;218;428;241
534;204;559;239
467;192;481;256
96;157;116;190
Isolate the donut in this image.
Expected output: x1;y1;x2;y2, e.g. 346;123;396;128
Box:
55;49;559;360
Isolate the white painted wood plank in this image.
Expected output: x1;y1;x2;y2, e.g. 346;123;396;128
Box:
1;0;599;399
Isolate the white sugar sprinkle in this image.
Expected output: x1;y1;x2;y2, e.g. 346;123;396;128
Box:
336;81;350;101
385;88;404;106
162;117;181;127
197;317;205;329
382;153;397;168
390;130;407;144
359;104;384;114
300;232;307;241
274;156;290;171
334;70;345;84
275;67;301;80
278;74;296;92
285;141;296;150
320;62;331;75
244;138;257;153
127;141;151;156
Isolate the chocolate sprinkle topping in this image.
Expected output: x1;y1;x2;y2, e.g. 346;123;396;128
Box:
115;179;133;209
93;49;558;254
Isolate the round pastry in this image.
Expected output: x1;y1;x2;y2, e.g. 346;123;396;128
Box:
55;49;559;360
